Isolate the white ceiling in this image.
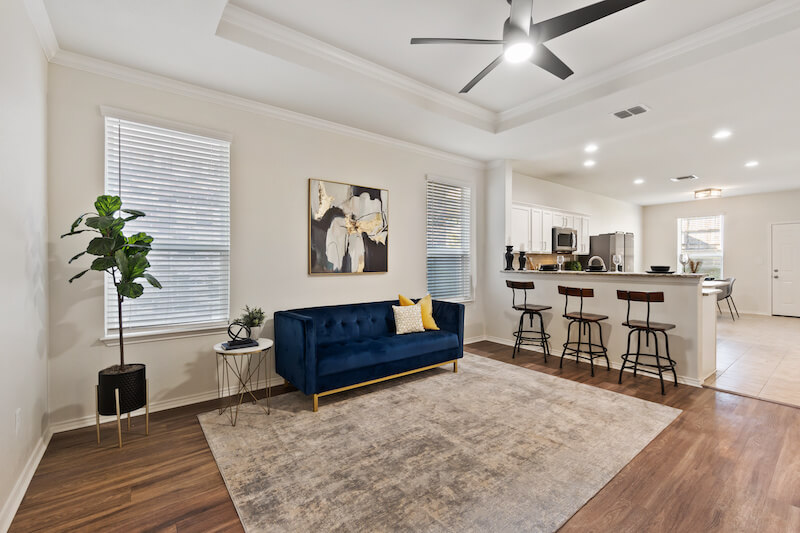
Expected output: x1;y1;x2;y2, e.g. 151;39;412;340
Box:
42;0;800;205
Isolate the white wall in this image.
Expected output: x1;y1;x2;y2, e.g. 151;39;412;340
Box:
512;171;644;270
483;168;642;342
643;189;800;315
0;0;50;528
46;64;486;429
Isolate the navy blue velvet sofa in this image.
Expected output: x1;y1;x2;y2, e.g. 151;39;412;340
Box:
275;299;464;411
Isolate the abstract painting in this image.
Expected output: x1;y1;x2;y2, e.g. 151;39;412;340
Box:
309;179;388;274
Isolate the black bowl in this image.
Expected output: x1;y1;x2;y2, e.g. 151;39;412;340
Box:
539;264;558;271
650;265;671;272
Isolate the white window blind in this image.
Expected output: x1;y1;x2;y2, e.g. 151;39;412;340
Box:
105;117;231;333
426;179;472;301
678;215;723;278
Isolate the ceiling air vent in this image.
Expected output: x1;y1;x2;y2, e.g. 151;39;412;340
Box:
612;104;650;119
670;175;700;182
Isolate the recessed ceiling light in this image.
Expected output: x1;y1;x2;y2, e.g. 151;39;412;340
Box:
583;160;596;168
745;160;759;168
712;129;732;140
584;143;598;153
633;178;645;185
694;188;722;199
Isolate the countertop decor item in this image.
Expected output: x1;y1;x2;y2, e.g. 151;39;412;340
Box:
689;259;703;273
518;250;527;270
62;194;161;448
504;245;514;270
309;179;388;274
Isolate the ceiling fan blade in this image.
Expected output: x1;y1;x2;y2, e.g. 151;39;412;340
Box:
531;44;574;80
410;38;505;45
532;0;647;43
508;0;534;33
460;55;504;93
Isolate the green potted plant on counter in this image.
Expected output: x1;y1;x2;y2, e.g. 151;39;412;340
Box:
238;305;266;339
62;195;161;442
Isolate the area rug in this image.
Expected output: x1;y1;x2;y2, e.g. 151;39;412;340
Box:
198;352;680;532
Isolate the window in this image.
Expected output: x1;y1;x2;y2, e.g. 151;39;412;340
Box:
104;116;231;334
426;178;473;301
678;215;723;278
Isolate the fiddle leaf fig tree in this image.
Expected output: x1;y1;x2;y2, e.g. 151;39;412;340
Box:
62;195;161;370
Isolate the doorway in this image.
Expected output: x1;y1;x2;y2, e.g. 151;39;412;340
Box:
772;222;800;318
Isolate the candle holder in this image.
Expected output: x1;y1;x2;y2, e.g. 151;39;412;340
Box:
504;246;514;270
518;251;527;270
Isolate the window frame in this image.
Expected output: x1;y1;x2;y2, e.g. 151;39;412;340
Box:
676;214;724;278
100;107;232;343
425;175;475;303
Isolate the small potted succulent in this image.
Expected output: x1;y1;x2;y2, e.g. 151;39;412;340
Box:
62;195;161;422
237;305;265;339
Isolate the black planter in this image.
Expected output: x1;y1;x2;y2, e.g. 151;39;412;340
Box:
98;364;146;416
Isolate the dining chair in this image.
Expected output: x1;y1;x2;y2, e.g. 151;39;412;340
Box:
716;277;739;320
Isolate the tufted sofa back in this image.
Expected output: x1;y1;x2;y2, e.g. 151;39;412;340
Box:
289;300;397;345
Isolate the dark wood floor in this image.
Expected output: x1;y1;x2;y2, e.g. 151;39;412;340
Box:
11;342;800;532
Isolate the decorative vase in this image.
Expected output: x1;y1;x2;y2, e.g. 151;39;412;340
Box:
518;251;527;270
97;364;146;416
504;246;514;270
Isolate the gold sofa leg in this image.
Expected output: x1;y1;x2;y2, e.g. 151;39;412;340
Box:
454;360;458;373
313;394;319;412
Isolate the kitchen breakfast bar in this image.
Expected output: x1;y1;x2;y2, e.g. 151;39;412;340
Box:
500;270;718;387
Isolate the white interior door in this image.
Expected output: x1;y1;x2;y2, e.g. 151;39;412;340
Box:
772;223;800;317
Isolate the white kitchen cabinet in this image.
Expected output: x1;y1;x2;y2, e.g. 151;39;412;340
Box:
511;204;532;251
510;203;588;254
578;216;590;255
542;210;553;253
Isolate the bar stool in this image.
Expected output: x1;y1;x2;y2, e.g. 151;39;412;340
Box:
506;280;552;361
558;286;610;376
617;290;678;395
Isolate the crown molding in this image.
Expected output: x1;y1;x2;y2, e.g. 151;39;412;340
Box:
497;0;800;132
50;50;486;170
23;0;58;60
216;2;498;133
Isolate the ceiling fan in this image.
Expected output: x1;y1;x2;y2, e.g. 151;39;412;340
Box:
411;0;647;93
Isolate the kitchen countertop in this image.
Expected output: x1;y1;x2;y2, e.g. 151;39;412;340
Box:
501;270;705;279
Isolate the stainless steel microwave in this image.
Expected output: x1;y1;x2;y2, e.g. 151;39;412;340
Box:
552;227;577;253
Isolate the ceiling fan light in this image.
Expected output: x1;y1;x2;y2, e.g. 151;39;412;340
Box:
504;42;534;63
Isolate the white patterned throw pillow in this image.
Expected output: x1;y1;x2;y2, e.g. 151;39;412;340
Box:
393;304;425;334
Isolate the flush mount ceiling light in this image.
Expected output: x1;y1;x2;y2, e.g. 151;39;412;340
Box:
633;178;645;185
745;160;760;168
694;188;722;199
584;143;599;153
712;129;732;140
583;160;596;168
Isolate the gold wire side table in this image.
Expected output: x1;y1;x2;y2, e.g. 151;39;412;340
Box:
213;338;274;426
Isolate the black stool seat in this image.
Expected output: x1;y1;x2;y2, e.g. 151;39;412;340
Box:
565;312;608;322
622;319;675;331
617;290;678;395
514;303;552;312
557;286;610;377
506;280;551;361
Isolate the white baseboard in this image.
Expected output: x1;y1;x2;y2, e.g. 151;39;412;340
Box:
464;335;487;344
0;428;53;533
481;336;701;387
48;376;286;435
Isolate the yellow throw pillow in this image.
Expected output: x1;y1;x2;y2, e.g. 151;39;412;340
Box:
398;294;439;330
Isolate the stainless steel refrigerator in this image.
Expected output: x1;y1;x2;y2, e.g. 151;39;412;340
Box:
588;232;635;272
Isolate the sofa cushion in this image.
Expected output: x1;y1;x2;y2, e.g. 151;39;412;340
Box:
317;330;460;376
